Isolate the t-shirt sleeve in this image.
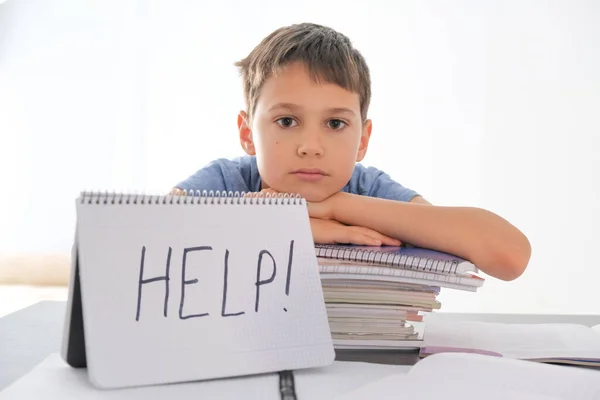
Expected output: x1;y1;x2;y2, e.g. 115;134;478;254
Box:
174;159;228;194
363;166;420;202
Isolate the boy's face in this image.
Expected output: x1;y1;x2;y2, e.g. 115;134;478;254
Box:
238;62;372;202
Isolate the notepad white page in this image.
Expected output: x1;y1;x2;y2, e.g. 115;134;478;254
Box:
424;320;600;359
335;352;600;400
0;353;410;400
75;196;334;388
0;354;279;400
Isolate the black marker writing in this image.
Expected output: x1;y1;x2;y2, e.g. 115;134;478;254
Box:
221;249;245;317
283;240;294;312
179;246;212;320
255;250;276;312
136;246;171;321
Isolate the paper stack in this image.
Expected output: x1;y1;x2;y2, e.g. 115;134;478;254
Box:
315;244;484;351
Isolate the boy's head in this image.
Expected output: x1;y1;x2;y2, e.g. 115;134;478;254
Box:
235;23;373;202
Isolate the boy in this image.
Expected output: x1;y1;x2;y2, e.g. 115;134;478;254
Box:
171;23;531;282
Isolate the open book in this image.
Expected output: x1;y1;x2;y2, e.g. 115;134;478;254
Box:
420;320;600;366
335;352;600;399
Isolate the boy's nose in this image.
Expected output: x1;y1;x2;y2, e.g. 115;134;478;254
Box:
297;139;324;157
296;130;325;157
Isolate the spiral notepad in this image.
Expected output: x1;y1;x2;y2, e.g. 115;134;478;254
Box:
64;190;334;389
315;244;478;276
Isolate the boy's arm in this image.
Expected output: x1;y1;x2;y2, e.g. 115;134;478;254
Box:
312;192;531;281
408;195;432;205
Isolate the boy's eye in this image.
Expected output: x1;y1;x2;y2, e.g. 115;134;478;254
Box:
327;119;347;130
276;117;298;128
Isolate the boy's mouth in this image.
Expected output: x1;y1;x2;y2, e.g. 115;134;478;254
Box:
291;168;328;182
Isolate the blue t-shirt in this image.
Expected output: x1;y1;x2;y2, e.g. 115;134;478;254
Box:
175;155;419;202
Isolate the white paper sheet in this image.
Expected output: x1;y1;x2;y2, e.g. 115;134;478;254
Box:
0;354;279;400
0;353;409;400
423;320;600;359
336;352;600;400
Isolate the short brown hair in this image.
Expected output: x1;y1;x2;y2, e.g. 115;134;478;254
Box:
235;23;371;122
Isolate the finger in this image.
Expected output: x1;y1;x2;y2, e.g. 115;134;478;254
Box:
350;227;402;246
260;188;280;196
337;229;383;246
346;232;383;246
372;234;402;246
350;226;396;243
244;191;274;198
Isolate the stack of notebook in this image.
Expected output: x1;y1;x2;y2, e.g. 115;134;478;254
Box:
315;244;484;351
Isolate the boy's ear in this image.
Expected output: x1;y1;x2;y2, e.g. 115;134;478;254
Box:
238;111;256;156
356;119;372;162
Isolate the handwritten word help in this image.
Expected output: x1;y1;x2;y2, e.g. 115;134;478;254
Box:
134;240;295;321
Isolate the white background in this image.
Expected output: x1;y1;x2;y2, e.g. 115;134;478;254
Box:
1;0;599;314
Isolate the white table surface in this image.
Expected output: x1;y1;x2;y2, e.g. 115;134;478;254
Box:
2;301;600;394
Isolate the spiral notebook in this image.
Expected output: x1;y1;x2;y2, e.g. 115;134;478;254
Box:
315;244;479;276
316;244;483;352
61;190;334;389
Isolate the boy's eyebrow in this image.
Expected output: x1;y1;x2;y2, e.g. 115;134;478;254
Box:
326;107;356;117
267;102;356;116
268;102;301;112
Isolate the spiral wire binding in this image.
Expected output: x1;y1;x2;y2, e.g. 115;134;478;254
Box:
79;190;305;206
278;370;297;400
315;244;459;275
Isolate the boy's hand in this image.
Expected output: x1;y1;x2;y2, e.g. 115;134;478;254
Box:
305;192;343;220
310;218;401;246
246;189;400;246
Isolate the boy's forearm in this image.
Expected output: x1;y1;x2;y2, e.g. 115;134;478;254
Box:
331;193;531;281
